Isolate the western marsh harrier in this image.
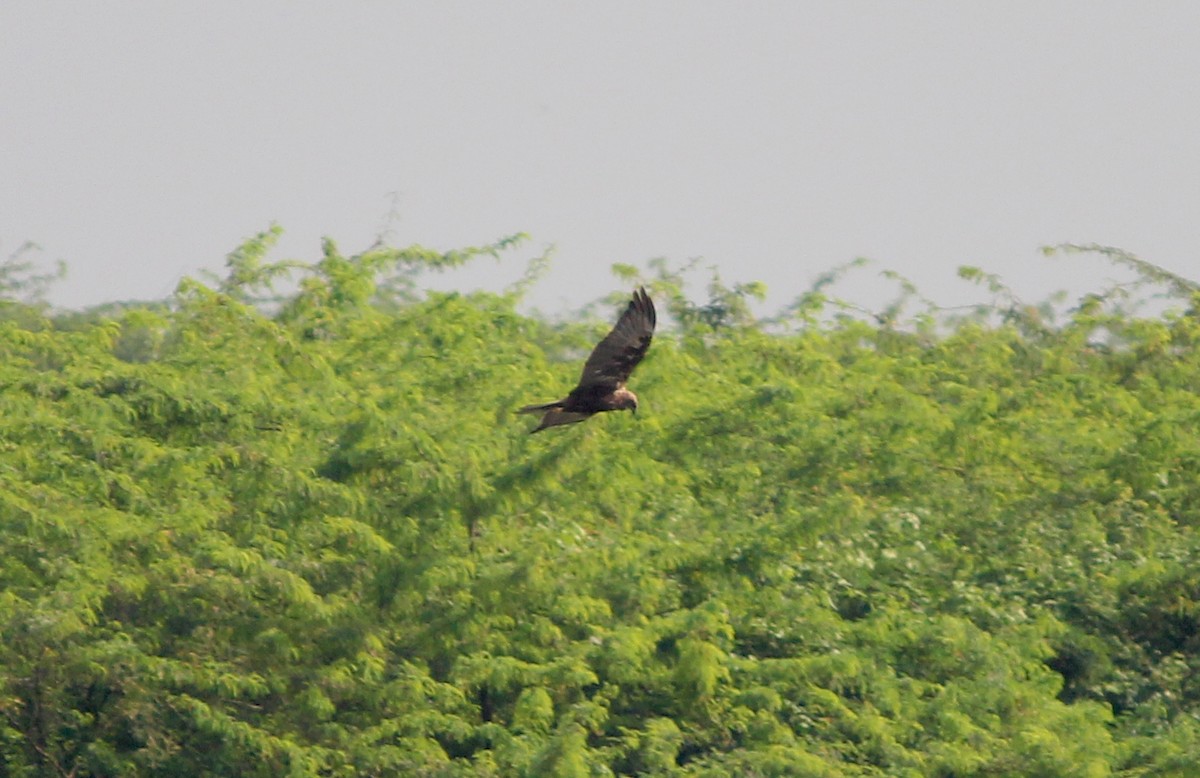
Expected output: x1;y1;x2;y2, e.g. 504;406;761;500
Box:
519;287;656;433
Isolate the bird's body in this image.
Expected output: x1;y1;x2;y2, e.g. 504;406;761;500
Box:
519;288;656;433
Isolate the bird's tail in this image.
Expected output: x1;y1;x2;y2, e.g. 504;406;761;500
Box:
517;401;563;414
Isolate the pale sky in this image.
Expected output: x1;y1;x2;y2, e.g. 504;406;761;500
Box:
3;2;1198;315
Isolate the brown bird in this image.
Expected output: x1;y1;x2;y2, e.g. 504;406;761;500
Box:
519;287;656;433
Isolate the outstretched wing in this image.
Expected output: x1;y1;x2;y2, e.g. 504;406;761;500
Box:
578;287;656;390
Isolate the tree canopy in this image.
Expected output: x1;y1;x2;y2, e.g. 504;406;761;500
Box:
2;233;1199;776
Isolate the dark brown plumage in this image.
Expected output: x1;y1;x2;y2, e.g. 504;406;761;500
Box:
519;287;656;433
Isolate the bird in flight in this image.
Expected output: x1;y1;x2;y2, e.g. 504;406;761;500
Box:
519;287;656;433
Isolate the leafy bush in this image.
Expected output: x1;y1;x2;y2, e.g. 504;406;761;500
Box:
1;235;1198;775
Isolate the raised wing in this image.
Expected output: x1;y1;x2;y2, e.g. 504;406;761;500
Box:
578;287;656;390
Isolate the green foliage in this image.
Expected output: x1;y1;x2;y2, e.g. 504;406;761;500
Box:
1;235;1199;774
0;241;66;328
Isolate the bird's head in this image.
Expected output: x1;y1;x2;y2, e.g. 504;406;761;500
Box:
611;386;638;413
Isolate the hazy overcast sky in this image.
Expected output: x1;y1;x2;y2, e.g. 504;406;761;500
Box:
3;2;1198;313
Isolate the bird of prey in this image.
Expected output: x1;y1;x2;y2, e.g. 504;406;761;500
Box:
519;287;656;433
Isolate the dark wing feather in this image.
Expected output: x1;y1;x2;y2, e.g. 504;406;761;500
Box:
578;287;656;390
